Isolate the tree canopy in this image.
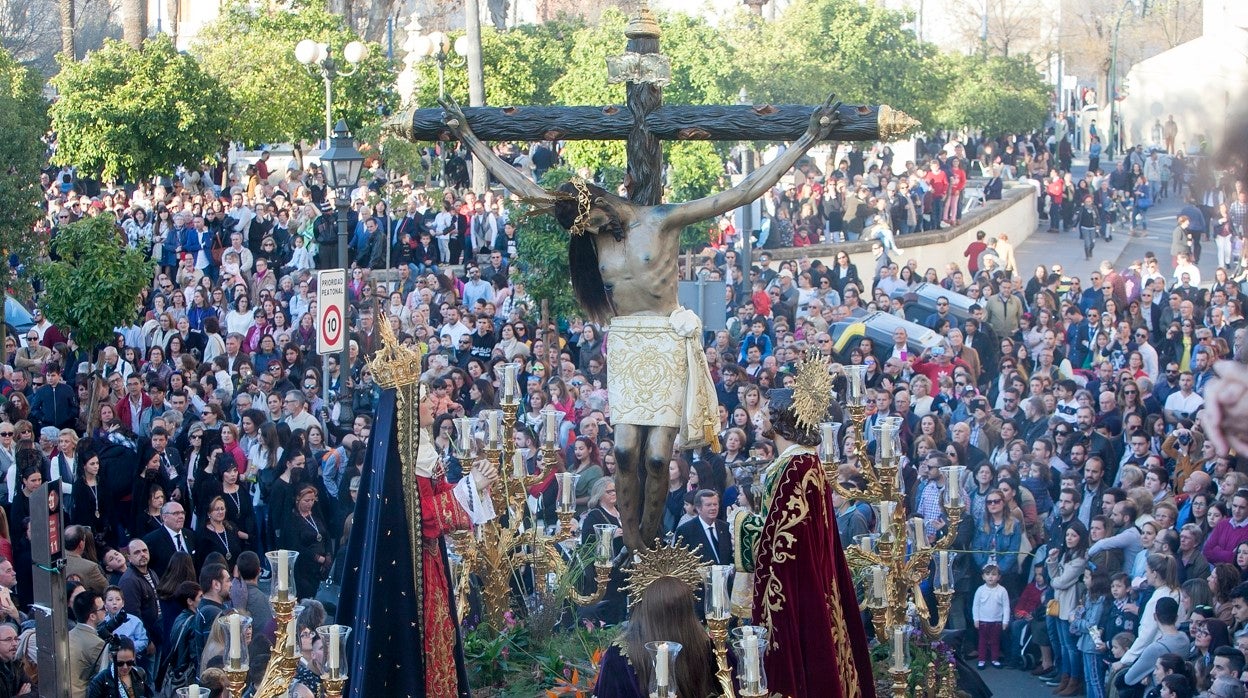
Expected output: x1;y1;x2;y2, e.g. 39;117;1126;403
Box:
49;36;230;182
193;0;395;148
934;54;1051;138
31;213;154;350
0;46;48;295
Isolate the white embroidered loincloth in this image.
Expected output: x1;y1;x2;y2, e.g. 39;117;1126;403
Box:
606;308;719;450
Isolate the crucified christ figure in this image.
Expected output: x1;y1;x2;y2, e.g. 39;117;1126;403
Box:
441;94;843;552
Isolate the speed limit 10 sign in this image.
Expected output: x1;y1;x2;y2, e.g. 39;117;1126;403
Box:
316;269;347;356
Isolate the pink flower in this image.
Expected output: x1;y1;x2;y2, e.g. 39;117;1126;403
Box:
504;611;517;629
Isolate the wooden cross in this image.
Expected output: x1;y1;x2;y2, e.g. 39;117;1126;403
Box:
389;3;917;205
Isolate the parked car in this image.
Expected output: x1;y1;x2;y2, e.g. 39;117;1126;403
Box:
889;283;978;325
830;311;944;361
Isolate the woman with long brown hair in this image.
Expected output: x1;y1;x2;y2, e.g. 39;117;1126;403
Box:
592;576;716;698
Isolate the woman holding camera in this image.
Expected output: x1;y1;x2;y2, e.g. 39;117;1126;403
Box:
88;635;151;698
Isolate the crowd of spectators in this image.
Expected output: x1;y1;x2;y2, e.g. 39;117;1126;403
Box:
6;122;1248;698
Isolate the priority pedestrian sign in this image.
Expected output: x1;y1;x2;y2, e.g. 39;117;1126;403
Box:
317;269;346;355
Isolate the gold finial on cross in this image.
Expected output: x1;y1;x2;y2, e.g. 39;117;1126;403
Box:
627;0;661;39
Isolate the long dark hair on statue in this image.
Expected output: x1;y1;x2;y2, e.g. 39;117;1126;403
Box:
623;576;715;698
552;181;625;324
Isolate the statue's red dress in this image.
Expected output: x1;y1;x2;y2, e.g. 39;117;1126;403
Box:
732;445;877;698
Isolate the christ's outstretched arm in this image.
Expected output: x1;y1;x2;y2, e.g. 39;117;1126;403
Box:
662;94;842;230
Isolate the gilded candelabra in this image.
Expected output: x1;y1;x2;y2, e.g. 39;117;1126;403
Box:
828;365;964;698
448;363;614;629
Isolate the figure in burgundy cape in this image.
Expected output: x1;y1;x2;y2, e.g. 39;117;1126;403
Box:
338;315;496;697
731;354;876;698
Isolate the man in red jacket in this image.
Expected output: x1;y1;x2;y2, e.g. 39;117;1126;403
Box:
924;160;949;231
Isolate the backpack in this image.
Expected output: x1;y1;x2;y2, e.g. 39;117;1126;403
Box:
157;610;203;695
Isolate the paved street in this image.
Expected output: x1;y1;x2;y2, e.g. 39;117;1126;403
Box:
1013;159;1215;284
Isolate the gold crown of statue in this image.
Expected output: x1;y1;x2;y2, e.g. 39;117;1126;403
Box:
791;348;834;432
622;538;706;607
367;302;424;389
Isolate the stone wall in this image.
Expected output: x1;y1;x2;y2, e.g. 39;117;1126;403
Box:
765;184;1039;277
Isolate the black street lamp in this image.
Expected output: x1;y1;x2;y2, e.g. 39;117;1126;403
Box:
319;119;364;374
321;119;365;273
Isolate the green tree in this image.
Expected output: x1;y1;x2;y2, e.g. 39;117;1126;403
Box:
0;46;48;298
31;214;154;429
934;55;1050;137
49;36;231;182
193;1;394;151
410;20;582;109
730;0;943;127
549;10;733;206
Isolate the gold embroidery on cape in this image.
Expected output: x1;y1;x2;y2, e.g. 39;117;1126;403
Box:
756;460;817;647
423;538;457;697
813;465;862;698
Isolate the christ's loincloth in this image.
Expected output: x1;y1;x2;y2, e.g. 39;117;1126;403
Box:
606;308;719;450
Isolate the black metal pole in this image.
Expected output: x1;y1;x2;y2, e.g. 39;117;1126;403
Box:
337;203;350;382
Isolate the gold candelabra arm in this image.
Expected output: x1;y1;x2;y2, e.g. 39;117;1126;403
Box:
483;446;507;511
565;562;612;607
917;589;955;640
522;444;558;489
844;545;881;569
451;529;475;624
322;674;347;698
933;505;963;551
707;614;737;698
253;599;300;698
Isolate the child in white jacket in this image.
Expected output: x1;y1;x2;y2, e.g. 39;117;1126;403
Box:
973;563;1011;668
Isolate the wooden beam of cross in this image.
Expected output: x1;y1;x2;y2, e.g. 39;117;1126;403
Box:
388;4;918;206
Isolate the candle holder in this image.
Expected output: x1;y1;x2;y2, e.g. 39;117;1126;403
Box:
217;614;252;673
541;405;561;447
594;523;618;563
316;624;352;681
731;635;768;697
890;625;911;698
253;600;300;698
644;641;683;698
177;686;210;698
704;565;735;698
707;614;735;698
555;472;579;516
264;549;299;604
494;361;520;406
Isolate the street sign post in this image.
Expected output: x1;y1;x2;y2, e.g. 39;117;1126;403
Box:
317;269;347;356
33;480;69;697
317;269;347;415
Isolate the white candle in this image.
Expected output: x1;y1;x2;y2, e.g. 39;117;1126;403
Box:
503;364;519;402
878;502;895;537
892;626;907;671
878;424;895;458
560;474;575;508
189;685;200;698
513;453;525;479
936;551;951;591
487;411;501;443
277;553;289;595
655;642;670;688
743;637;760;683
229;615;242;661
544;409;558;445
598;525;615;560
329;625;341;671
872;565;886;602
911;518;928;550
860;535;872;554
712;571;726;612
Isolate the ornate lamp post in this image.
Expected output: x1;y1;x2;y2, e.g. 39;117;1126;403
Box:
406;29;469;100
294;38;369;143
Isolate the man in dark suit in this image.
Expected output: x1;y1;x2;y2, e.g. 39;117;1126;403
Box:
28;363;78;432
675;490;732;567
141;501;195;577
